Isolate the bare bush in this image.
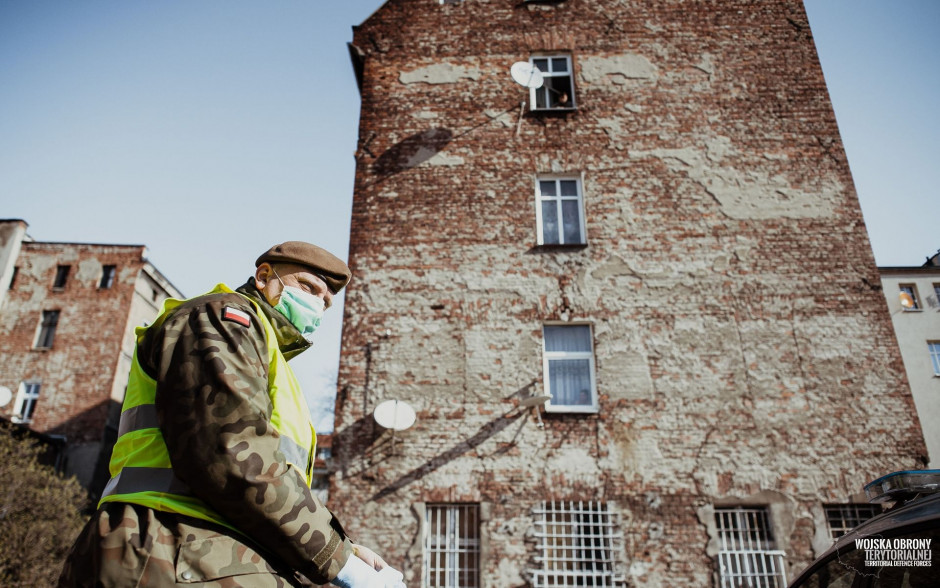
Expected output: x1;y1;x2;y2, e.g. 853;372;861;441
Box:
0;423;89;587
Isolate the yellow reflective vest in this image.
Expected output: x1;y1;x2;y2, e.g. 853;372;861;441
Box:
99;284;317;530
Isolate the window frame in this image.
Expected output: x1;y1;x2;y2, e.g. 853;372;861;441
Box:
424;503;481;588
35;309;60;349
899;284;921;311
99;264;117;289
928;342;940;377
932;283;940;309
53;264;70;289
823;503;881;540
542;324;599;413
529;54;577;111
714;506;788;588
535;175;587;246
530;500;620;588
12;381;41;424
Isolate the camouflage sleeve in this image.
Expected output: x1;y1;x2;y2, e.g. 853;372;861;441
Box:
145;293;353;584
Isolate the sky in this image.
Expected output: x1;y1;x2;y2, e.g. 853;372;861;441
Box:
1;1;937;431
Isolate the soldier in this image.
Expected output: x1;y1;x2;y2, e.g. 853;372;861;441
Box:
60;242;402;587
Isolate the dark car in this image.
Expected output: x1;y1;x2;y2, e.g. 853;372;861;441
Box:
788;470;939;587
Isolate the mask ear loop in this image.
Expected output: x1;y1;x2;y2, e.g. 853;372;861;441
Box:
271;267;287;288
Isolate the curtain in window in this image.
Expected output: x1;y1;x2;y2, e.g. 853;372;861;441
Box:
545;326;592;406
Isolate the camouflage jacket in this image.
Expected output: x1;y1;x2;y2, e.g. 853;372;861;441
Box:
60;280;352;587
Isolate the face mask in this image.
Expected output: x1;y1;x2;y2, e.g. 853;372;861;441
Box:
271;270;325;343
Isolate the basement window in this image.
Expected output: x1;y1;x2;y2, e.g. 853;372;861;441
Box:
542;325;597;412
12;381;41;424
714;507;788;587
35;310;60;349
530;55;576;111
530;500;619;587
823;504;881;540
53;265;70;289
99;265;116;289
536;175;585;245
424;503;480;588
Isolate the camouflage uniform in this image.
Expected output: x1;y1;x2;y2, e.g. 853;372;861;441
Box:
60;280;353;587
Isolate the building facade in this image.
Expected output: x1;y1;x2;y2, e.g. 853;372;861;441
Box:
0;219;182;492
330;2;926;586
880;251;940;469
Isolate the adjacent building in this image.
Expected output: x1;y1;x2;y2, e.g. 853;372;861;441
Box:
330;1;926;586
0;219;182;493
880;250;940;468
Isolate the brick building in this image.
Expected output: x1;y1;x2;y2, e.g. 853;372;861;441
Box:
879;250;940;469
330;2;927;586
0;219;182;493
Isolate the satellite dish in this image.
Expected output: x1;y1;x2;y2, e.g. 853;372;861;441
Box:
373;399;417;431
0;386;11;408
899;291;915;309
510;61;544;89
520;395;552;408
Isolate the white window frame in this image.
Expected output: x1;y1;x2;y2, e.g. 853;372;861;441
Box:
899;284;921;311
714;507;787;588
12;381;41;424
542;324;598;413
535;175;586;246
823;503;881;540
928;342;940;377
531;500;620;588
424;503;480;588
529;54;576;111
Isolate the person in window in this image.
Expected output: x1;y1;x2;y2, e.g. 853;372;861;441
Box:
60;242;403;588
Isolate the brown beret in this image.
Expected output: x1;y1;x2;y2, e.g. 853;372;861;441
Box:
256;241;351;293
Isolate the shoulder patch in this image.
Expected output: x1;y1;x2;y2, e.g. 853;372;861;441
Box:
222;307;252;327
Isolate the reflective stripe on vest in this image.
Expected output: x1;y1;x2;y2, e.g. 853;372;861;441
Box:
99;283;317;527
109;403;310;477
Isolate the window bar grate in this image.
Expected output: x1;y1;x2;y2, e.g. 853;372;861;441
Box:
531;500;620;587
425;504;480;588
714;507;787;588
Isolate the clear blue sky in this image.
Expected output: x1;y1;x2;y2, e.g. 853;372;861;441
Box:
1;1;937;431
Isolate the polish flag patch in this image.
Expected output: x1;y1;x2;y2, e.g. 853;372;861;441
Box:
222;307;251;327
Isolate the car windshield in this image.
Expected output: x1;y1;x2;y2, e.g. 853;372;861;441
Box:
794;526;938;587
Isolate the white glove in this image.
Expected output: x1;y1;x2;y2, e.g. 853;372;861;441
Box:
331;554;406;588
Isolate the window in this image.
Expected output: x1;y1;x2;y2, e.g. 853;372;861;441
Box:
53;265;70;289
530;55;575;110
12;381;41;424
929;342;940;376
714;507;787;588
99;264;116;289
8;266;18;289
543;325;597;412
35;310;60;348
899;284;920;310
823;504;881;540
531;500;619;587
537;176;586;245
931;283;940;309
425;504;480;588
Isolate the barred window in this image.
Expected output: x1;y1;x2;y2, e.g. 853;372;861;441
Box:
823;504;881;540
714;507;787;588
425;504;480;588
531;500;620;587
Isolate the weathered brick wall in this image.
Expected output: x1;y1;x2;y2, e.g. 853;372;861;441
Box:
332;1;926;585
0;243;145;443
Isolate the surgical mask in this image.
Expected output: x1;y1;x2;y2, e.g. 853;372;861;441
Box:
272;270;325;343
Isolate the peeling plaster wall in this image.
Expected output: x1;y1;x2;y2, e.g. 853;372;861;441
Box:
335;1;924;586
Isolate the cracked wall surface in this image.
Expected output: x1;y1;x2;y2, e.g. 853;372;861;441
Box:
334;1;924;586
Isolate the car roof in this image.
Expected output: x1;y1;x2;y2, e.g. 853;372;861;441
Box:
789;492;940;587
